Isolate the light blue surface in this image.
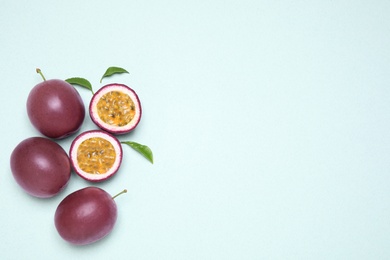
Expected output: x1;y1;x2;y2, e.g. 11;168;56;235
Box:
1;0;389;259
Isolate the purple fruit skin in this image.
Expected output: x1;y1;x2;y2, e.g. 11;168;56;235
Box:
10;137;71;198
27;79;85;139
54;187;117;245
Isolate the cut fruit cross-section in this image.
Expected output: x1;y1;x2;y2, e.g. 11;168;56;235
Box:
69;130;123;182
89;83;142;135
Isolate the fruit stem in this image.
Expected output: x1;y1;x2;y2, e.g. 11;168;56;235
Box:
112;189;127;200
36;68;46;81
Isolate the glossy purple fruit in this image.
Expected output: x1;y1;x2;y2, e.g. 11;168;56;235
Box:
10;137;71;198
54;187;125;245
27;74;85;139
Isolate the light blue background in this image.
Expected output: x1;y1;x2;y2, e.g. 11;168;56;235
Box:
1;1;389;259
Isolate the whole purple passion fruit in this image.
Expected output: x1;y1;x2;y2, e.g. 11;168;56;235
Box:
10;137;71;198
27;69;85;139
54;186;127;245
69;130;123;182
89;83;141;135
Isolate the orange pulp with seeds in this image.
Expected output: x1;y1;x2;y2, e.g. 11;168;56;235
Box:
96;91;136;127
76;137;116;174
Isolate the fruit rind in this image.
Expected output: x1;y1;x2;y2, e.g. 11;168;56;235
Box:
54;186;117;245
27;79;85;139
89;83;142;134
10;137;71;198
69;130;123;182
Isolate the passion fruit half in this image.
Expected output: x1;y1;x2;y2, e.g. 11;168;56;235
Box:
89;83;142;134
69;130;123;182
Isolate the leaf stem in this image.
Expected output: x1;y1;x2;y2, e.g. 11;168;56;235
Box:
36;68;46;81
112;189;127;200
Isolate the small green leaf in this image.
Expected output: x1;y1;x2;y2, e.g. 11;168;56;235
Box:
65;77;94;94
100;66;129;83
121;141;154;164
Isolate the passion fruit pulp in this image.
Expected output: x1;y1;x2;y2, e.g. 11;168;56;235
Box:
89;83;142;135
69;130;123;182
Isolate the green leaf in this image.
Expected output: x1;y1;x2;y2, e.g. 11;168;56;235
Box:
100;66;129;83
121;141;154;164
65;77;94;94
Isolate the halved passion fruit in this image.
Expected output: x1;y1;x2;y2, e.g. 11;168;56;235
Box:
69;130;123;182
89;84;142;134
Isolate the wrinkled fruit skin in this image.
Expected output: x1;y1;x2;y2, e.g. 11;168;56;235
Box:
54;187;117;245
27;79;85;139
10;137;71;198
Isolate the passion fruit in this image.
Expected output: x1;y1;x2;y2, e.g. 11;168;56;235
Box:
10;137;71;198
89;83;141;134
27;69;85;139
69;130;123;182
54;186;127;245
